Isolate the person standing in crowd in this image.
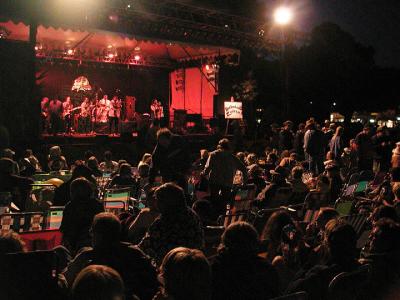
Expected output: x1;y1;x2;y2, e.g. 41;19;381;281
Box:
48;145;68;171
149;128;190;188
0;158;33;211
279;120;294;152
1;148;19;175
372;126;392;173
355;124;374;171
48;97;63;135
202;138;248;215
329;126;344;163
304;120;325;175
293;123;306;158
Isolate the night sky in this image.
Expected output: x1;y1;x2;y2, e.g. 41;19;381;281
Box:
260;0;400;68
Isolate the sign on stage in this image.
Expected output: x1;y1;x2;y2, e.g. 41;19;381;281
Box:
224;101;243;119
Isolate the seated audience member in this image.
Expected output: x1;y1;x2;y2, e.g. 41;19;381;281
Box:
304;175;331;210
369;205;399;225
23;149;41;171
0;158;34;210
202;138;248;215
255;167;291;209
71;265;125;300
48;145;68;171
391;141;400;168
18;157;36;178
53;164;96;206
236;152;246;165
272;224;311;291
87;156;103;177
155;247;211;300
246;153;258;169
192;199;215;227
325;164;343;202
127;187;160;244
83;150;95;166
289;166;309;204
1;148;19;175
64;213;158;300
287;219;360;300
264;152;279;173
138;153;152;168
279;152;299;171
260;210;295;262
360;219;400;299
212;222;280;300
304;207;339;249
0;232;26;254
60;177;103;253
247;164;267;195
99;151;119;173
139;183;204;265
108;163;136;187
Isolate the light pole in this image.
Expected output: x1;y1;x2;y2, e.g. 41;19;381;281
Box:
274;7;293;118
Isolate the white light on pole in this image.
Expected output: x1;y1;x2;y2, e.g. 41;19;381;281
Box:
274;7;293;26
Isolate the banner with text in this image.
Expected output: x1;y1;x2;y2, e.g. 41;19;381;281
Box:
224;101;243;119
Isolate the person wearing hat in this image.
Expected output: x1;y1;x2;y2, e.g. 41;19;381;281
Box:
304;120;325;175
372;126;392;173
1;148;19;175
355;125;374;171
0;158;34;211
279;120;294;152
391;142;400;169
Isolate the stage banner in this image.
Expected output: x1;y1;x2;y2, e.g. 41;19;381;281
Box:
224;101;243;119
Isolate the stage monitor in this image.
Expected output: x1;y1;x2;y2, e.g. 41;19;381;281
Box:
224;102;243;119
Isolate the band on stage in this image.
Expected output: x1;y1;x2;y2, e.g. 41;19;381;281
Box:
41;94;163;135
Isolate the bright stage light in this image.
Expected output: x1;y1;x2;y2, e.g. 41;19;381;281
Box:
274;7;293;25
108;53;114;59
67;49;74;55
134;55;141;61
205;64;210;71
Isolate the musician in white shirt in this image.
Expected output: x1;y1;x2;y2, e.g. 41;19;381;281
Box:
98;95;110;123
108;96;122;134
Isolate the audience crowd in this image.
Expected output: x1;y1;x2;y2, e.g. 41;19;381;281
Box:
0;118;400;300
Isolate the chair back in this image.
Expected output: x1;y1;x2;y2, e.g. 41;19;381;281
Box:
327;264;370;300
340;213;368;236
103;187;130;209
347;173;360;186
46;206;64;230
270;291;308;300
359;170;374;182
270;187;293;207
231;184;256;213
104;200;127;215
0;212;46;234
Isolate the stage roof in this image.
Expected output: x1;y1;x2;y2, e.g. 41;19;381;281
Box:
1;20;240;68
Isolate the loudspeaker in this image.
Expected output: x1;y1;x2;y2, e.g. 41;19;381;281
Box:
173;109;187;127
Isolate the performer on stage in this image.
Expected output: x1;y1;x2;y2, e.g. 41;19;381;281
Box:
109;96;122;135
98;94;110;123
62;96;74;134
40;97;49;133
79;97;91;134
48;97;63;135
150;99;164;120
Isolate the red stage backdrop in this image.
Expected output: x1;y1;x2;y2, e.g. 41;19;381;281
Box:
170;67;217;119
